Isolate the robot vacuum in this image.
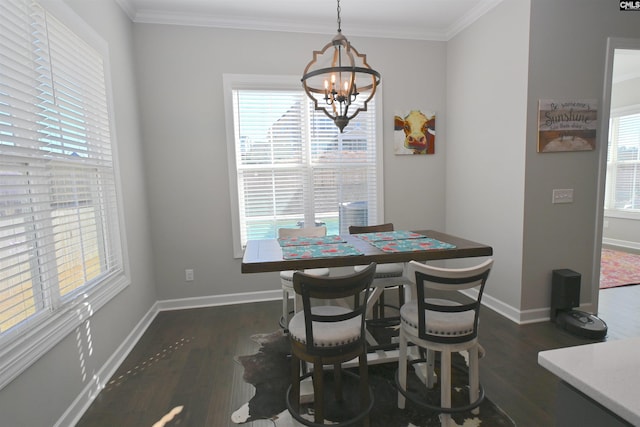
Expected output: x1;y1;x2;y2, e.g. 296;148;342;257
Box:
551;269;608;340
555;309;608;340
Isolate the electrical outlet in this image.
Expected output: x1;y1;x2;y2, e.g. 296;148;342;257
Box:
552;189;574;204
185;269;194;282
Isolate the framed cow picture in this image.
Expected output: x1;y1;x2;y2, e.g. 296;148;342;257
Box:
394;110;436;155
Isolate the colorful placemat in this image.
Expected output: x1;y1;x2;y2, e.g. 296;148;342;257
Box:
281;243;362;259
354;230;424;242
371;237;456;253
278;235;346;247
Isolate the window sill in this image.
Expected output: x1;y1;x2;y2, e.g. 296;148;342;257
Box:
604;209;640;221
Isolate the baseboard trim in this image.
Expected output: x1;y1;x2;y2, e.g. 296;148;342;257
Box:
602;238;640;254
55;301;161;427
156;290;282;311
462;289;551;325
55;290;282;427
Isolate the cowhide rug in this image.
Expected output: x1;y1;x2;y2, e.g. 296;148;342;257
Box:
232;330;516;426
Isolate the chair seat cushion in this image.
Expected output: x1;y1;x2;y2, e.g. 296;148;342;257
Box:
289;306;361;347
280;268;330;287
400;298;475;338
354;262;403;278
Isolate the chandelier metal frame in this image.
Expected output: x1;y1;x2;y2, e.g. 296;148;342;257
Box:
301;0;381;132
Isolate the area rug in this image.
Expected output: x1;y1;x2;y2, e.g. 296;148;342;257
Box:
600;248;640;289
231;330;515;426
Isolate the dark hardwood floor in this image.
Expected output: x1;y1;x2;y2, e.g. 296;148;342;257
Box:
75;285;640;427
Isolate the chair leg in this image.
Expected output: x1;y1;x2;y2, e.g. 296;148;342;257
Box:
378;291;385;318
440;351;452;427
281;289;289;328
397;329;408;409
468;346;480;415
366;287;384;319
333;363;343;401
312;358;324;424
290;354;301;413
359;352;370;427
426;349;436;388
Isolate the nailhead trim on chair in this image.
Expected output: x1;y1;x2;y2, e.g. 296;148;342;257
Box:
354;262;404;277
288;306;362;347
400;299;475;337
374;272;404;278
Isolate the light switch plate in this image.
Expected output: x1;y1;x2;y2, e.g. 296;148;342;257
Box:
552;189;574;204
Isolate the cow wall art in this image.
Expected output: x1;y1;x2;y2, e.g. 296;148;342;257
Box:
394;110;436;155
393;110;436;154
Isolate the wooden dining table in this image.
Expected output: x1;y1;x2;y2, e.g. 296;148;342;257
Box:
241;229;493;273
242;229;493;365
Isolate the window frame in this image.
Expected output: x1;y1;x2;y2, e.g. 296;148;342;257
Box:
0;0;130;390
605;104;640;221
223;74;384;258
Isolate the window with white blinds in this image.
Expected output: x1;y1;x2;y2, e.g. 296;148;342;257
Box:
224;75;383;257
605;107;640;214
0;0;127;389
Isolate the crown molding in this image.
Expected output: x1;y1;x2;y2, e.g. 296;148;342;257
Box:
446;0;505;40
116;0;505;42
115;0;136;21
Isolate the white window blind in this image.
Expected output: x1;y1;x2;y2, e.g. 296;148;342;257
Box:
0;0;127;389
605;109;640;212
224;75;382;257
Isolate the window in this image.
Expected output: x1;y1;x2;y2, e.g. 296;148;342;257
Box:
223;75;383;257
0;0;127;388
605;106;640;215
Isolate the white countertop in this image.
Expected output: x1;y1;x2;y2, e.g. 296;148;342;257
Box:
538;337;640;425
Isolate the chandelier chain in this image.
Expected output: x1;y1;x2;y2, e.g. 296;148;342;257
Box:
336;0;341;32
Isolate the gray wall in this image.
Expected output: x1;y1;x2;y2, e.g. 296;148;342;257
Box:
132;25;449;300
524;0;640;314
446;0;530;318
0;1;157;426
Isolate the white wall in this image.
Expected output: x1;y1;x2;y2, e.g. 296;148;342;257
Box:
132;25;449;300
0;1;157;426
445;0;530;318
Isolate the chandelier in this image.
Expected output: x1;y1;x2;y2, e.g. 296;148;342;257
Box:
301;0;381;132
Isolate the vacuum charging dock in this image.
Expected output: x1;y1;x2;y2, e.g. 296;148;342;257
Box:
551;269;608;340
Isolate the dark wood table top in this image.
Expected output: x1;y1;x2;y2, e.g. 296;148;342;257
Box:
241;229;493;273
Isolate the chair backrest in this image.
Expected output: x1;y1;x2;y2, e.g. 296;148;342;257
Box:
292;263;377;354
407;259;493;344
278;226;327;239
348;223;394;234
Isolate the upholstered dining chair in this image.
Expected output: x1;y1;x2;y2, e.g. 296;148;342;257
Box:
396;258;493;427
278;226;330;329
286;263;377;427
349;223;410;321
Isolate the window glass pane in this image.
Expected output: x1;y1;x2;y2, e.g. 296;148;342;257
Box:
0;0;123;337
230;82;379;247
606;112;640;212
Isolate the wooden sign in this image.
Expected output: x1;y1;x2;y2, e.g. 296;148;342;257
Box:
538;99;597;152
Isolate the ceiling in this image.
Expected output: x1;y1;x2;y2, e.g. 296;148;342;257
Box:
117;0;505;41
